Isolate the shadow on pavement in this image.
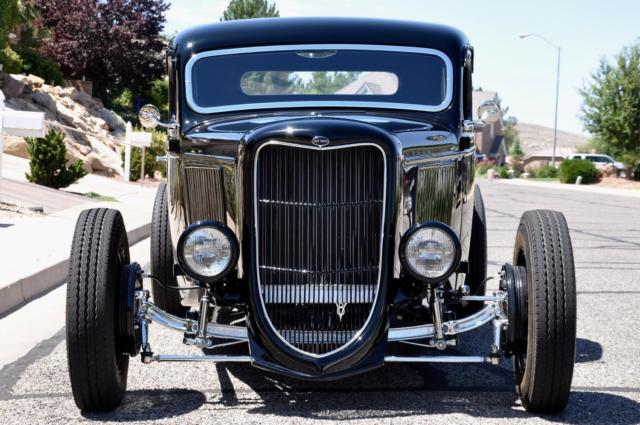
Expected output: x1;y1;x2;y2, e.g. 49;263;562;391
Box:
213;363;640;424
81;389;206;422
575;338;603;363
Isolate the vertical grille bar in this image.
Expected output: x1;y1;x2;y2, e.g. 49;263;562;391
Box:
255;143;385;356
415;164;456;224
183;166;226;223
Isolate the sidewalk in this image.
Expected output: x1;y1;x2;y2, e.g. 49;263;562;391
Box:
0;155;157;316
495;177;640;199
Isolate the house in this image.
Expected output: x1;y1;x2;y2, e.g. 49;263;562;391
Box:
523;147;575;169
472;90;508;164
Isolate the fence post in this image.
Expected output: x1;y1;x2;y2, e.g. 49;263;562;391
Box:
124;121;132;182
0;91;5;199
140;146;146;181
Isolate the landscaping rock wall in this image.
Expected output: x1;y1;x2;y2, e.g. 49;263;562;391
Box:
1;72;125;176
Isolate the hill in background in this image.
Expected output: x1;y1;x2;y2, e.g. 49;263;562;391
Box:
517;122;591;154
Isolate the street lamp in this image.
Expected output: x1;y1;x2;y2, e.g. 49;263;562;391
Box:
519;32;561;167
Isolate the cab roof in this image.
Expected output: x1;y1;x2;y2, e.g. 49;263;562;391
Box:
172;17;469;64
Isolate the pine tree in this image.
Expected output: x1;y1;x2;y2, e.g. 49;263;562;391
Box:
25;129;87;189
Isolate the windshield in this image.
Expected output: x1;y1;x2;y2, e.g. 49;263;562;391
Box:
186;45;451;114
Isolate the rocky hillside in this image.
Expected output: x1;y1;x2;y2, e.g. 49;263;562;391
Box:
517;122;591;154
1;72;126;176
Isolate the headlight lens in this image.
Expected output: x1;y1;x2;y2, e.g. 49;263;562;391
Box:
401;222;460;283
178;221;238;282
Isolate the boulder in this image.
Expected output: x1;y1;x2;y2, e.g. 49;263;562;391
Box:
70;89;100;110
2;136;29;159
31;91;57;113
1;73;25;98
98;107;126;132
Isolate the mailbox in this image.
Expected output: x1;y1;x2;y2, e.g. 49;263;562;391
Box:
127;131;152;148
1;110;46;138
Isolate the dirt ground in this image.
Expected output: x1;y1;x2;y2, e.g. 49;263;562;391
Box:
0;202;45;221
596;176;640;190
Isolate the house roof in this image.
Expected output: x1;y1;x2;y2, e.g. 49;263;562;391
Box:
335;72;399;95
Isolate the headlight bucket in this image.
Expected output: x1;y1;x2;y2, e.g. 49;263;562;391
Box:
399;221;461;284
176;220;239;283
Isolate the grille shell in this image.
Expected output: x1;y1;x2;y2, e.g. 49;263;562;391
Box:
253;142;387;356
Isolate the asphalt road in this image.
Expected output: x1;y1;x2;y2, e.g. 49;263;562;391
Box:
1;180;639;424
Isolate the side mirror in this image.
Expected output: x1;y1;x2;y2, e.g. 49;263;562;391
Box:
477;100;501;125
138;104;162;129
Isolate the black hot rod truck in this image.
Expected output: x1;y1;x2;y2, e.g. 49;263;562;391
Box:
65;17;576;414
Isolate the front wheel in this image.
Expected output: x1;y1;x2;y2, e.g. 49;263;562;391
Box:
512;209;576;413
66;208;131;411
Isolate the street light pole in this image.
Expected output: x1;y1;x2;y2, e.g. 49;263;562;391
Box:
552;46;561;167
518;32;561;167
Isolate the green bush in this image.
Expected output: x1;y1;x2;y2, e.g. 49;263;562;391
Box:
122;130;167;181
25;129;87;189
558;159;599;184
476;161;492;176
17;48;64;86
0;46;23;73
495;165;510;179
536;165;558;178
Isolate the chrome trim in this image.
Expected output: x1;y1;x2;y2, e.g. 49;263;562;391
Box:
144;301;248;340
185;44;454;114
262;284;377;304
385;355;492;364
388;291;506;341
152;355;253;362
253;141;387;358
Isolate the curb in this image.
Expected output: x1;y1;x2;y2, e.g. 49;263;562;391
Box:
0;222;151;318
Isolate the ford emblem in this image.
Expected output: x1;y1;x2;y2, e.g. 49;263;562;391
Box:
311;136;330;147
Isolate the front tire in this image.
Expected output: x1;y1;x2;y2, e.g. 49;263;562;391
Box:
150;183;186;315
512;210;576;413
66;208;131;411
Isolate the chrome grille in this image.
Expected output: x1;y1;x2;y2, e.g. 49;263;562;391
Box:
415;164;456;224
255;143;385;356
183;166;226;223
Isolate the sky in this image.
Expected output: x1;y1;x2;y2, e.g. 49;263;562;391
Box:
164;0;640;135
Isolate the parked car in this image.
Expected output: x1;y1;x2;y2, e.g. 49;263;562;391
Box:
567;153;625;171
65;17;576;414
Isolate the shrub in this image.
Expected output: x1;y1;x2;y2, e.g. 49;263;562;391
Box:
0;46;23;73
634;163;640;181
558;159;599;184
495;165;510;179
17;48;64;86
536;164;558;178
122;130;167;181
476;161;493;176
25;129;87;189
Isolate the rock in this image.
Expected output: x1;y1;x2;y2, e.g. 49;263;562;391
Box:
57;104;77;127
70;89;99;110
23;74;45;88
1;73;25;98
4;97;42;112
2;136;29;159
98;107;126;132
31;91;57;112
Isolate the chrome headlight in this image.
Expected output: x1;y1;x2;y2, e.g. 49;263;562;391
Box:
177;220;239;283
399;221;461;283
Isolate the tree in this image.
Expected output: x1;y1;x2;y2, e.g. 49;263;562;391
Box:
221;0;279;21
503;115;523;158
25;129;86;189
0;0;20;50
33;0;169;104
580;42;640;173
